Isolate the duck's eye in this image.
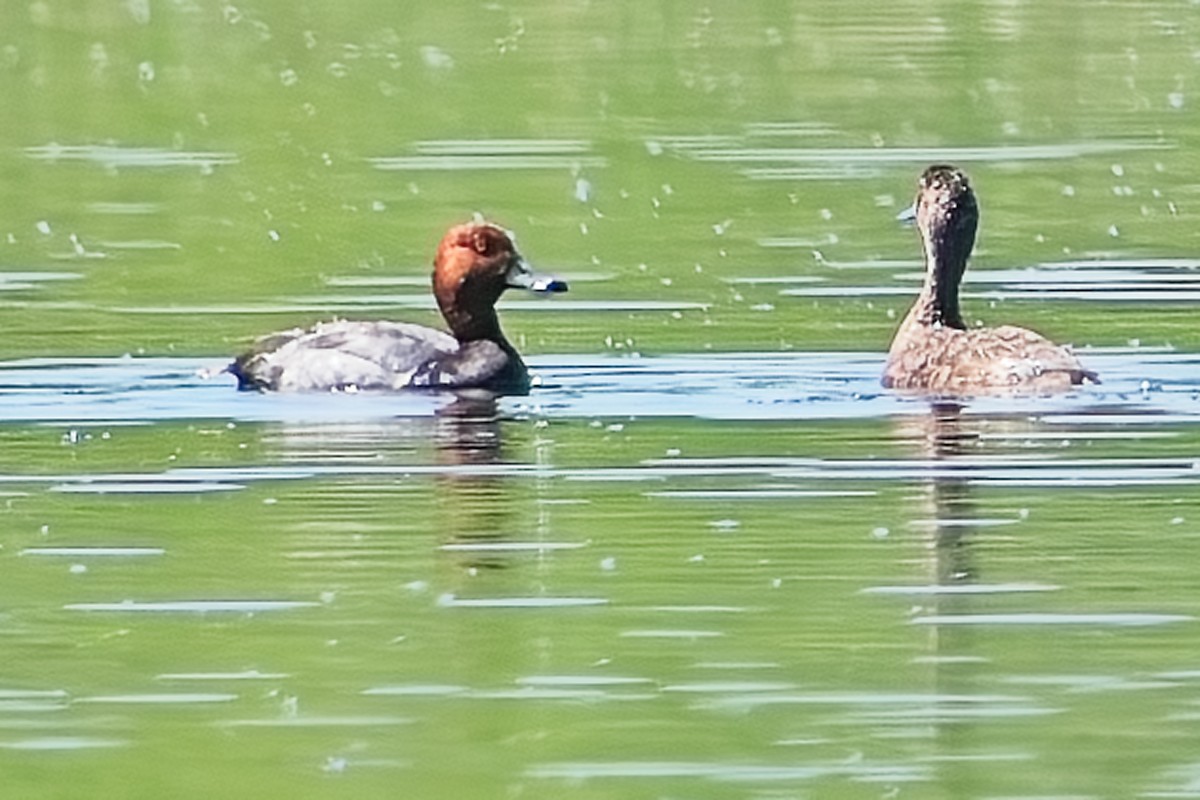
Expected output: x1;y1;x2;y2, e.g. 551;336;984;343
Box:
472;232;494;256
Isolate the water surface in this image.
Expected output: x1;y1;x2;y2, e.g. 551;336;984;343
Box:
3;1;1200;798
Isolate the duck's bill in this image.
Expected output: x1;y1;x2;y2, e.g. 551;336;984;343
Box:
895;204;917;225
506;259;569;293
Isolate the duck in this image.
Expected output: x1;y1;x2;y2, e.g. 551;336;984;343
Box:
229;221;567;393
882;164;1097;394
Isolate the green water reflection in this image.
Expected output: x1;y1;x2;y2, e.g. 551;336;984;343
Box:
5;409;1200;798
2;1;1200;798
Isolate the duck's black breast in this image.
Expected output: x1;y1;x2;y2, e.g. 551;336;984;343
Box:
230;320;524;392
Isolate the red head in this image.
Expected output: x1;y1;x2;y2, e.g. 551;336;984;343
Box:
432;222;567;342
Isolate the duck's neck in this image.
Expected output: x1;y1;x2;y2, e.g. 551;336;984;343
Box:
441;303;507;345
911;229;968;330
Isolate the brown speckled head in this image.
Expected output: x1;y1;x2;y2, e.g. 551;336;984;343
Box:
432;221;567;343
916;165;978;269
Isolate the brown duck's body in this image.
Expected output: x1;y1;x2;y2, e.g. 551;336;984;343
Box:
229;222;567;394
883;318;1094;394
882;165;1096;396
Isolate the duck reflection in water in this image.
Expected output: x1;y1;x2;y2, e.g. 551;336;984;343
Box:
434;392;524;572
252;392;530;573
883;165;1097;395
895;403;991;762
435;392;505;467
897;402;981;590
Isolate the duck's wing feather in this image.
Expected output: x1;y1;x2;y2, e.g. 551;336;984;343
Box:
231;320;461;392
978;325;1098;386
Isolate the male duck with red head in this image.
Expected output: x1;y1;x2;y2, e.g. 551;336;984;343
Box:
230;221;567;394
883;165;1096;395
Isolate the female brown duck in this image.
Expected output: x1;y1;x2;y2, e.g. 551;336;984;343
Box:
883;165;1096;394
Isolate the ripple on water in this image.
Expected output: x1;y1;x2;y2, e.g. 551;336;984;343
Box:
369;139;607;171
436;595;609;609
465;688;621;701
661;681;797;693
514;676;655;688
0;737;127;751
86;202;163;215
74;693;237;705
527;759;928;783
777;258;1200;304
1001;674;1181;694
64;600;321;613
361;685;468;697
437;541;587;553
21;547;165;557
662;140;1166;178
619;629;725;639
155;671;289;681
25;144;238;170
0;351;1192;426
0;272;82;291
691;691;1044;720
645;489;877;499
911;613;1193;627
96;240;183;252
216;716;413;729
861;583;1060;596
0;690;69;700
0;701;70;714
49;481;245;495
3;452;1200;493
648;605;748;613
